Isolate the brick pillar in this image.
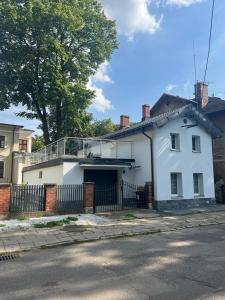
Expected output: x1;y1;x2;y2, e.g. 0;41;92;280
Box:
145;182;153;208
83;182;94;213
0;184;11;218
44;184;57;213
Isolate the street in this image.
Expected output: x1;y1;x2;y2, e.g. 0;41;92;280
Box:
1;224;225;299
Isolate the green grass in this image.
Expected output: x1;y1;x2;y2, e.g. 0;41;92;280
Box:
17;216;30;221
0;224;5;227
123;213;137;219
32;217;78;229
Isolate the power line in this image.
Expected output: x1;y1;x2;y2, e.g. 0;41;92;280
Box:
203;0;215;83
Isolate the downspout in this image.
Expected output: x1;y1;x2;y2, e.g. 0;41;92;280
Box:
10;126;16;183
142;128;155;203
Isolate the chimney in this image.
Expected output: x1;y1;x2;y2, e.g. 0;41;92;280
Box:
142;104;150;121
120;115;130;128
195;82;208;109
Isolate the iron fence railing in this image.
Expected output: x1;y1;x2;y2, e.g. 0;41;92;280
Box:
10;185;45;213
56;184;84;211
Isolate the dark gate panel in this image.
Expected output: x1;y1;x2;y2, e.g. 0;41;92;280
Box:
122;181;148;209
10;185;45;213
56;184;83;211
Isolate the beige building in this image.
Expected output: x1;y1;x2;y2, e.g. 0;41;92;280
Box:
0;123;33;184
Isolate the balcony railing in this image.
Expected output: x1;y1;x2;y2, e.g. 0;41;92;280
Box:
16;137;133;167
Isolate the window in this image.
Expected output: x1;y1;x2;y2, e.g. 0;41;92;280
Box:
0;136;5;148
193;173;204;196
192;136;201;152
0;161;4;178
170;133;180;151
39;171;43;179
19;139;28;152
171;173;183;196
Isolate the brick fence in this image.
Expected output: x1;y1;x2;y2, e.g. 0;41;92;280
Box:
0;181;153;217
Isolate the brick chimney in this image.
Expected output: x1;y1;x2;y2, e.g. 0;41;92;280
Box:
120;115;130;128
195;82;208;109
142;104;150;121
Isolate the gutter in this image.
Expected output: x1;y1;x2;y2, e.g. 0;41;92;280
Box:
10;126;16;183
142;128;154;202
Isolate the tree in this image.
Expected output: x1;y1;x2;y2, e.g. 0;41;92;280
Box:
32;135;45;152
91;118;119;136
0;0;118;144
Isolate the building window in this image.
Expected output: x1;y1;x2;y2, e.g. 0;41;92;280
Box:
19;139;28;152
39;171;43;179
170;133;180;151
171;173;182;196
0;136;5;148
193;173;204;196
0;161;4;178
192;136;201;152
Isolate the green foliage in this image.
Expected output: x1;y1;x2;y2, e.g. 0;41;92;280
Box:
91;118;119;136
17;216;30;221
32;135;45;152
32;217;78;228
0;0;118;144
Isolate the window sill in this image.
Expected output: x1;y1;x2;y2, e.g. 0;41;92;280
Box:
170;149;180;152
194;195;205;198
192;150;201;153
171;195;183;200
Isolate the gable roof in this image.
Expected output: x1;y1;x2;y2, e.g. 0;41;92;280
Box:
151;93;195;115
202;97;225;115
103;105;222;140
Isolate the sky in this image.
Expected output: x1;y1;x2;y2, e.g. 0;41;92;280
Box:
1;0;225;134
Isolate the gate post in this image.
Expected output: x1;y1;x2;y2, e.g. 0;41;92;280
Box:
0;184;11;218
83;182;94;214
145;182;153;209
44;184;57;213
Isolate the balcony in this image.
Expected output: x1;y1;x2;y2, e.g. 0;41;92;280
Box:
18;137;134;167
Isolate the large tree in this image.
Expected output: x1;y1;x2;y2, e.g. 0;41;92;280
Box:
0;0;118;144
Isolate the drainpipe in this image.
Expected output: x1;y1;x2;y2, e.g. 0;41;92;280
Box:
10;126;16;183
142;128;155;202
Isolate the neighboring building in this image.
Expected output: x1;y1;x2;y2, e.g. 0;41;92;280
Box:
22;105;221;210
151;82;225;184
0;123;33;184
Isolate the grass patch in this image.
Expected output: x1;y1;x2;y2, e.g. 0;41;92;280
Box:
0;224;5;227
17;216;30;221
32;217;78;229
123;213;138;220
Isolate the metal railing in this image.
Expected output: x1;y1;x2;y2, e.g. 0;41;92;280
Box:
14;137;133;167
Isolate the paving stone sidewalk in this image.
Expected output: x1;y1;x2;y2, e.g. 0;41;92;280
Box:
1;210;225;254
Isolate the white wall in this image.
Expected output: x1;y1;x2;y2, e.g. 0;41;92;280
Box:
153;117;215;201
63;162;84;184
23;165;63;185
119;132;152;186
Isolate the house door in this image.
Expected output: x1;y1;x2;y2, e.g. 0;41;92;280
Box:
84;170;118;211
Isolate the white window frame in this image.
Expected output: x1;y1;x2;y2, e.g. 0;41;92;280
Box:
170;173;183;197
193;173;204;196
192;135;201;153
0;136;5;149
170;133;180;151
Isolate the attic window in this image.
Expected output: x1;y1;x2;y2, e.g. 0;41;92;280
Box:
192;136;201;152
170;133;180;151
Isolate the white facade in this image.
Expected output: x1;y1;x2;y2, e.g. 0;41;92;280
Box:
153;117;215;202
22;114;216;207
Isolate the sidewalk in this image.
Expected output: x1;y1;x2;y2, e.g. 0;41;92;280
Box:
1;209;225;254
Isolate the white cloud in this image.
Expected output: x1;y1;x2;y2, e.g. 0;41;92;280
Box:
101;0;162;41
88;80;114;113
92;61;113;83
165;84;177;92
165;0;204;7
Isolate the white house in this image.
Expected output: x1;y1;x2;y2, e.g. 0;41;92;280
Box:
21;105;221;210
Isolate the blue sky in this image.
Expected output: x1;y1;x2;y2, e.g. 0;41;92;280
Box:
1;0;225;134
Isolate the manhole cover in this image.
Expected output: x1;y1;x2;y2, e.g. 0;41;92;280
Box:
0;253;18;262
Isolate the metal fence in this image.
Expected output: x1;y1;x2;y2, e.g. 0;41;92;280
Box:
122;181;148;209
10;185;45;213
56;184;84;212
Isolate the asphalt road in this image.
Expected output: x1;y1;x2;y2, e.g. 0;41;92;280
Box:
1;224;225;300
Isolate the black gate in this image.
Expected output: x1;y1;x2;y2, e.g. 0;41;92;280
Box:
10;185;45;213
56;184;84;212
93;181;148;213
